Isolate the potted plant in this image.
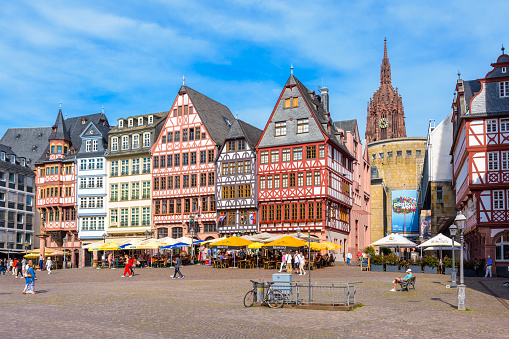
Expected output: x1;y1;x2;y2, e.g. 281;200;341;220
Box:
408;258;423;273
385;254;399;272
443;257;460;275
399;259;408;272
369;253;384;271
423;255;439;274
464;259;476;277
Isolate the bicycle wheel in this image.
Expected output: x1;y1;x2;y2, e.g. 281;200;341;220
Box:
243;290;255;307
266;290;284;309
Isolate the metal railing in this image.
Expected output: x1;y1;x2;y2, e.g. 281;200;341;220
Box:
254;281;358;306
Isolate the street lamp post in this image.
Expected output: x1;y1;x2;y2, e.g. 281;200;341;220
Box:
419;235;423;259
449;224;457;288
144;230;149;240
190;215;195;265
455;213;467;311
102;233;107;243
63;237;67;270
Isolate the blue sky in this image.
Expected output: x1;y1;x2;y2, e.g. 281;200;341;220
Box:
0;1;507;139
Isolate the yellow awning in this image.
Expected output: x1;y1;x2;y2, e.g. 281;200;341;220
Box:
248;242;264;249
263;236;306;249
211;236;254;249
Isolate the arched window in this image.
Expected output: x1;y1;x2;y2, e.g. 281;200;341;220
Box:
495;234;509;261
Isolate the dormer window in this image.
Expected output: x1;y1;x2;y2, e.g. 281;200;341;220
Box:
81;117;86;124
503;67;507;74
85;140;91;152
51;145;55;153
11;155;16;164
500;81;509;97
148;115;154;125
111;137;118;152
21;158;25;166
57;145;62;153
118;120;124;129
0;152;5;161
128;118;133;127
138;117;143;126
93;140;98;151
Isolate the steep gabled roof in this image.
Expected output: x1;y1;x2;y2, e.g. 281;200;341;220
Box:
49;108;71;141
334;120;358;134
181;86;235;147
224;119;263;150
286;75;354;159
0;127;52;169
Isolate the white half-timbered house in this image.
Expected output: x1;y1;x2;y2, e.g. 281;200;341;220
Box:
216;119;262;234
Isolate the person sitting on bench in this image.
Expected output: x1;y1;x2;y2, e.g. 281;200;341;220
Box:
391;268;413;291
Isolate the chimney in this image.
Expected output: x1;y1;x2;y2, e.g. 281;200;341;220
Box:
321;87;329;113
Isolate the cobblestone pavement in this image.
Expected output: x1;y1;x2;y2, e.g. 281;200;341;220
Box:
1;264;508;338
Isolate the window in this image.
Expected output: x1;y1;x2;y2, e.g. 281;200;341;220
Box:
289;173;295;187
191;152;196;165
501;119;509;132
153;156;160;169
142;207;150;225
138;117;143;126
293;147;302;161
487;119;498;133
172;227;183;239
306;146;316;159
502;151;509;171
271;150;279;163
285;98;291;109
121;183;129;200
319;145;325;158
183;175;189;188
488;152;499;171
132;134;139;149
174;131;180;142
293;97;298;107
379;153;384;159
195;127;200;140
80;160;86;170
266;175;272;189
132;158;140;174
494;190;504;210
128;118;133;127
274;175;280;189
297;173;304;187
121;160;129;175
143;133;150;147
297;119;309;134
131;182;140;199
97;158;103;169
397;151;402;157
110;184;118;201
120;208;129;227
122;136;129;150
174;176;180;189
503;67;507;74
183;153;189;166
148;115;154;124
314;171;321;186
93;140;98;151
237;139;245;151
282;174;288;188
227;141;235;152
167;132;173;143
97;177;103;188
282;148;291;162
275;122;286;136
131;208;139;226
142;157;151;173
229;162;235;175
174;154;180;167
191;174;197;187
436;186;443;203
260;151;269;164
208;172;214;186
85;140;91;152
306;172;312;186
200;173;206;187
79;178;86;189
406;150;412;156
259;176;266;190
500;82;509;97
142;181;150;199
88;159;95;170
387;151;393;157
182;129;188;142
111;137;118;151
244;161;251;174
208;149;214;162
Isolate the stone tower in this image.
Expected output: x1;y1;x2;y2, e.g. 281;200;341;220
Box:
365;39;406;143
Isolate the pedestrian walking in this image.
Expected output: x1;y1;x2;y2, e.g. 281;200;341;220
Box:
38;255;44;271
23;260;36;295
346;252;352;266
293;252;300;273
121;255;132;278
485;256;493;278
46;258;52;274
129;256;135;276
16;259;23;278
172;255;184;279
108;252;113;269
278;252;286;273
298;251;306;275
8;259;13;274
0;259;5;276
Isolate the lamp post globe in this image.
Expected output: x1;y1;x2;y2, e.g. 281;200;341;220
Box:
144;230;149;240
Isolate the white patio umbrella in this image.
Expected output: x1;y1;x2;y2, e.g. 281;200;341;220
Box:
370;233;418;248
418;233;460;248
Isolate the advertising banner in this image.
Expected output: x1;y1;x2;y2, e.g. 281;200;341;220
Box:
391;190;419;232
420;210;431;238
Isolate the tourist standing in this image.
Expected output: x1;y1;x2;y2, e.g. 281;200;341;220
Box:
485;256;493;278
278;252;286;273
293;252;300;273
38;255;44;271
0;259;5;276
286;252;293;274
46;257;53;274
13;259;18;276
172;255;184;279
108;252;113;269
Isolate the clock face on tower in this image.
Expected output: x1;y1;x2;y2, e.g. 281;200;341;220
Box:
379;118;389;129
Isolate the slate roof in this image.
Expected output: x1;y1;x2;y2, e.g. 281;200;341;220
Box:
334;120;358;134
0;126;52;169
463;80;481;107
36;112;109;163
49;108;71;141
181;86;235;147
0;144;36;175
286;75;354;159
224;119;263;150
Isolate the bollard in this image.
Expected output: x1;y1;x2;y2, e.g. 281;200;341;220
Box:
458;284;466;311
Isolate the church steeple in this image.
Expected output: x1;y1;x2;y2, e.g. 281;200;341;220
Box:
380;37;392;85
49;105;71;142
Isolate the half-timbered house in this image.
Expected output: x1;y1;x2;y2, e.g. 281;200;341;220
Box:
216;119;262;234
35;106;108;267
152;85;235;241
452;49;509;276
257;74;355;247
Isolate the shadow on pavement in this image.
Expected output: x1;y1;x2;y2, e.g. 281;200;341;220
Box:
431;297;457;310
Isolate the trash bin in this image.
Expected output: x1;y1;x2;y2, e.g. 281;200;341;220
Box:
272;273;292;295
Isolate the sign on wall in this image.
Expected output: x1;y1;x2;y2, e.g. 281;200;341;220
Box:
391;190;418;232
420;210;431;238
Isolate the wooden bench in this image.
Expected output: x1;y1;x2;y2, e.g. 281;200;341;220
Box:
397;276;416;292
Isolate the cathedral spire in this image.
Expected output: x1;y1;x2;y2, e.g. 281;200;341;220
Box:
380;37;391;85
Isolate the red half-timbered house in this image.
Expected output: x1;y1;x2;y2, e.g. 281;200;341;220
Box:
257;74;354;247
452;49;509;276
35;106;108;267
152;85;235;241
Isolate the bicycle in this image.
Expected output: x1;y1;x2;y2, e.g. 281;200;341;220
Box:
244;280;284;309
